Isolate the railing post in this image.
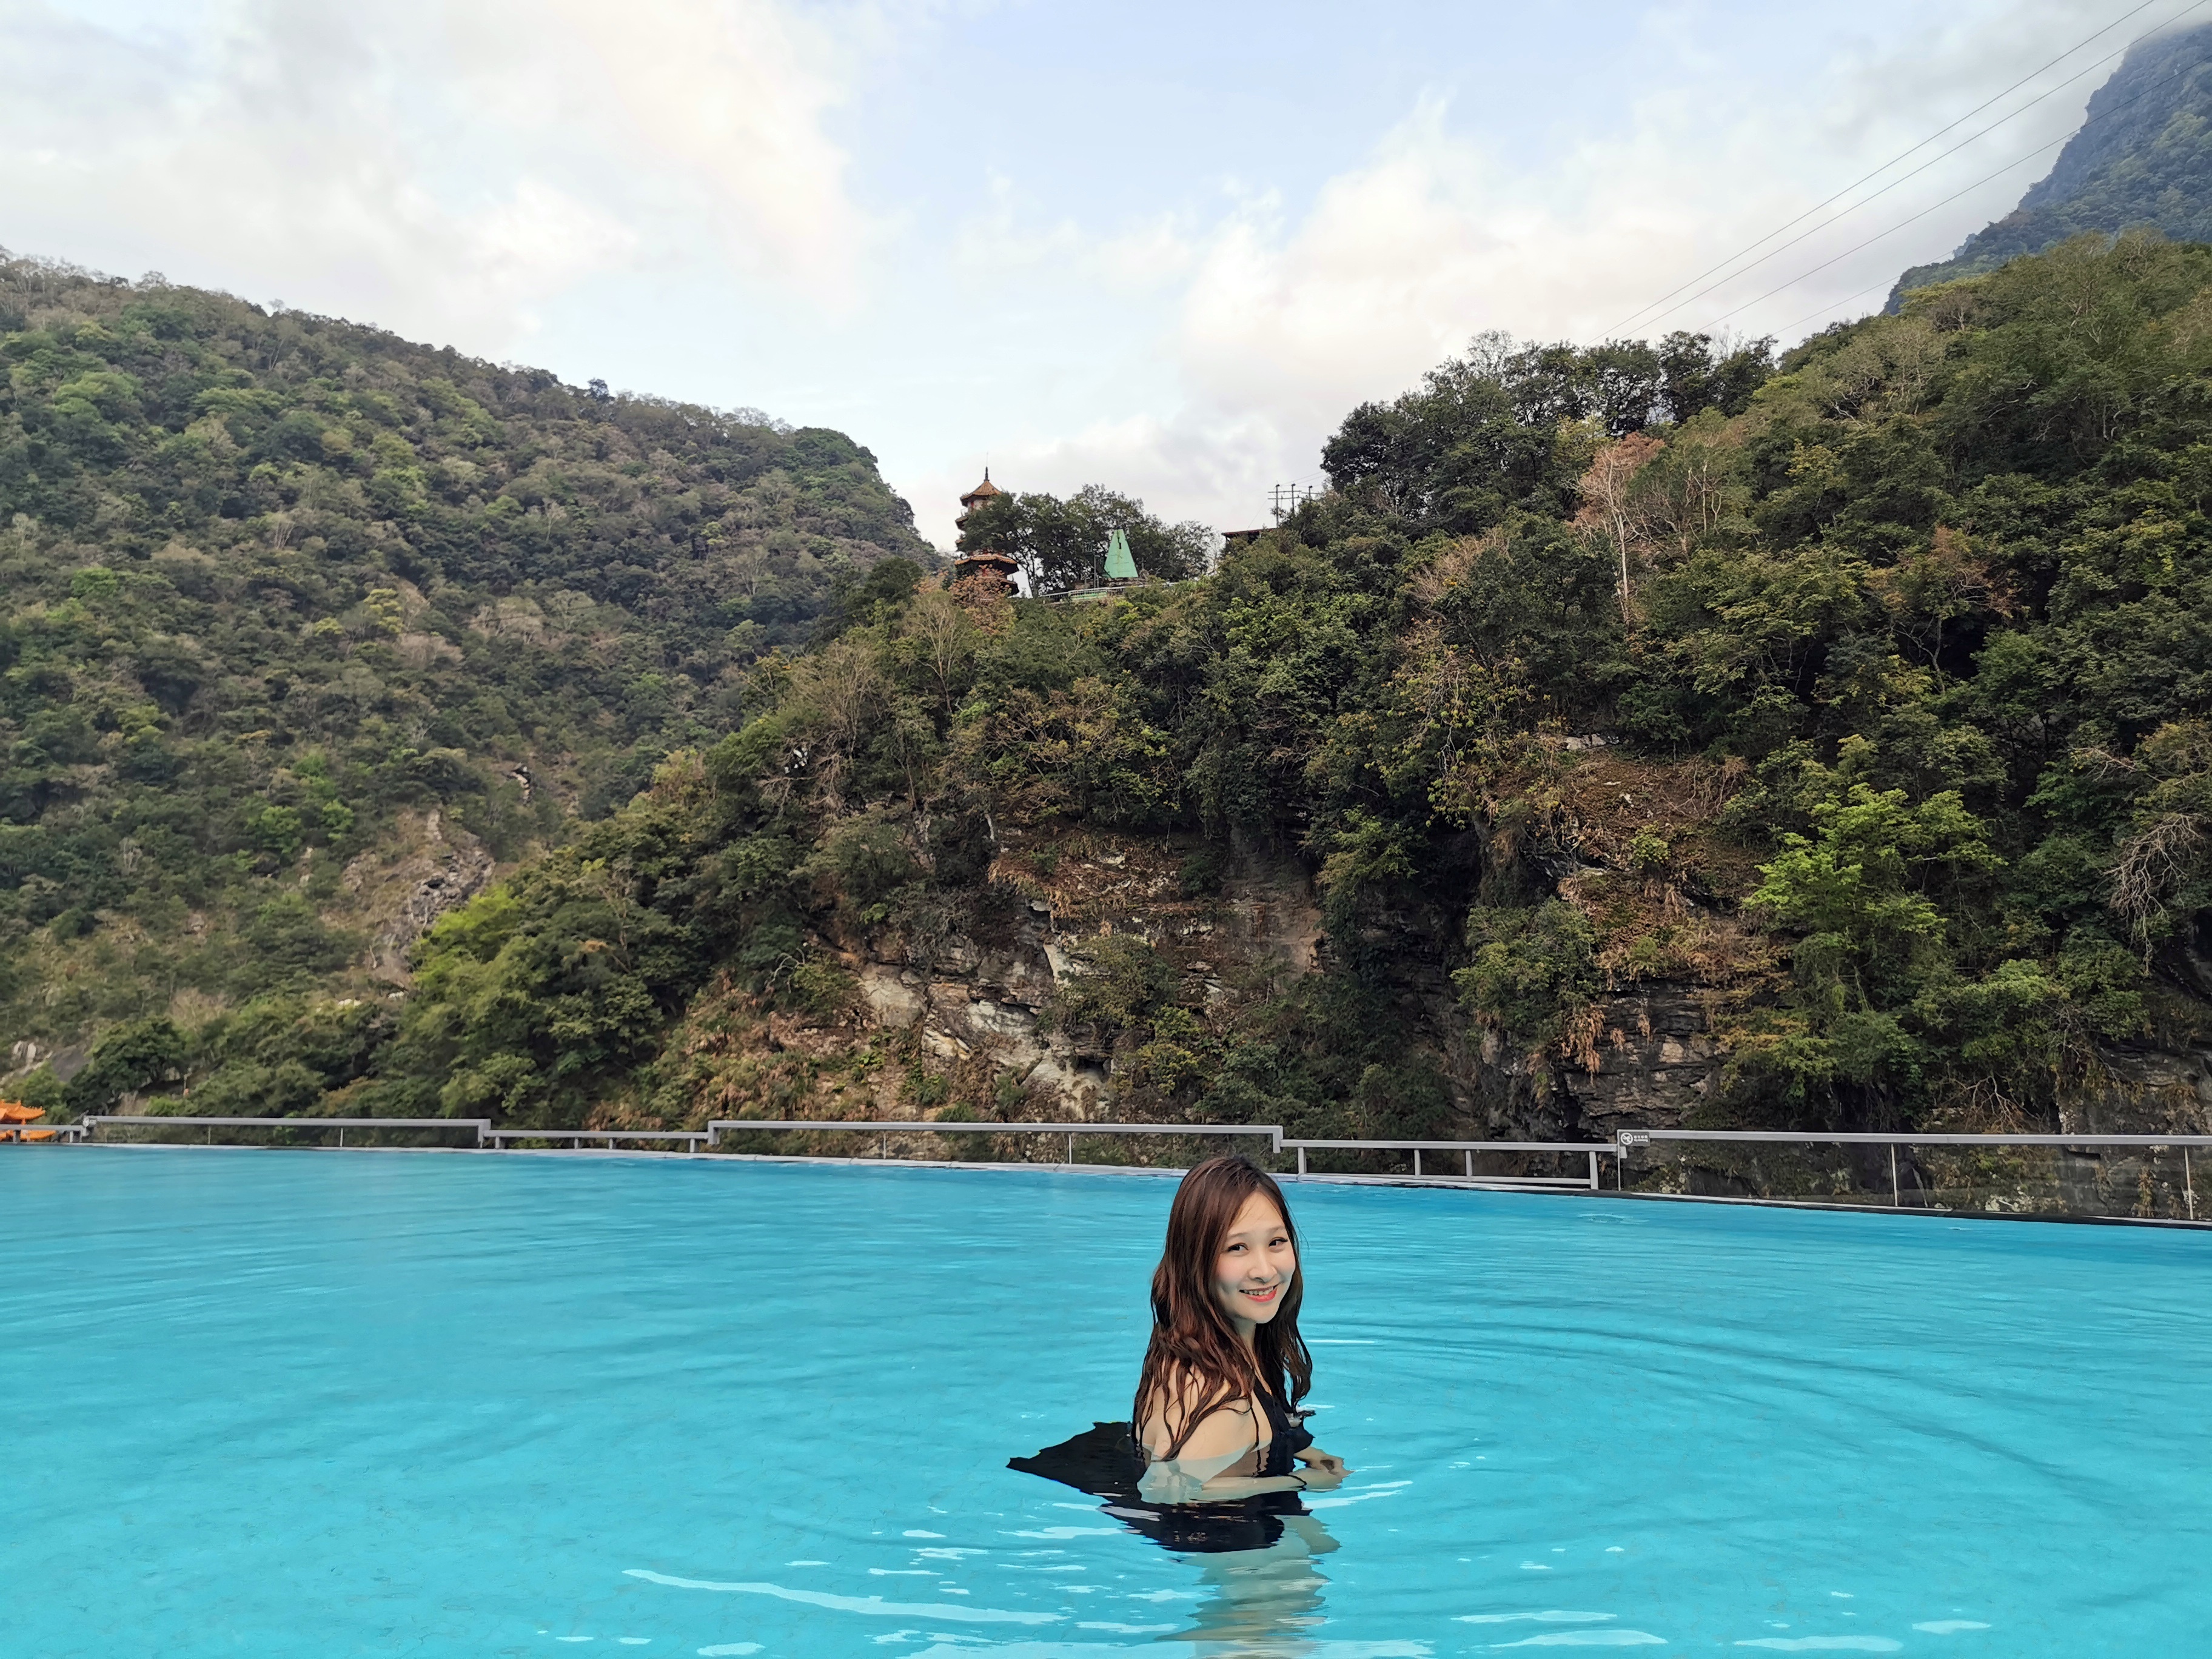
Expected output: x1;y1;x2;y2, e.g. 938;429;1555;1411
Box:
1587;1149;1598;1191
2187;1148;2196;1222
1066;1131;1074;1165
1413;1147;1422;1178
1890;1143;1900;1207
1464;1148;1473;1179
1298;1146;1307;1178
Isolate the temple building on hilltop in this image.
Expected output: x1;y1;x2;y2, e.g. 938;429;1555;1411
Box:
950;471;1019;591
946;472;1162;602
1102;528;1138;583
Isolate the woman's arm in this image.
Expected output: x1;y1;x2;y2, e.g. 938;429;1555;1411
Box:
1136;1387;1341;1501
1141;1446;1344;1502
1294;1445;1349;1476
1138;1455;1315;1503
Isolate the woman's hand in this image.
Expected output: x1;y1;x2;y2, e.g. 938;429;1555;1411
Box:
1295;1447;1349;1477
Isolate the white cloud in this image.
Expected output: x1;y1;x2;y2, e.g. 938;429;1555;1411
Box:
1094;213;1201;292
444;0;871;301
1178;100;1506;427
952;173;1093;272
461;179;644;338
0;0;868;345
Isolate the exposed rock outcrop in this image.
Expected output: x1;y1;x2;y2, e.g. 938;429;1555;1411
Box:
853;943;1111;1117
1549;985;1726;1138
2060;1045;2212;1137
343;810;497;983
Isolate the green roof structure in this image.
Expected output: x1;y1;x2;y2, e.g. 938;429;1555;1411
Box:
1103;527;1138;581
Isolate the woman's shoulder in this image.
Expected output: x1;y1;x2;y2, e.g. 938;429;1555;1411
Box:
1138;1362;1252;1417
1136;1369;1261;1461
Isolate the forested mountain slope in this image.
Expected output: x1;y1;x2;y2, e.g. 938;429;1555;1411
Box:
0;256;930;1105
21;238;2212;1147
1894;23;2212;303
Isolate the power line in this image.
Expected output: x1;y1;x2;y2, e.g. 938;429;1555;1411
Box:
1607;0;2180;333
1705;35;2212;331
1605;0;2202;337
1706;154;2056;327
1629;7;2205;335
1772;278;1900;340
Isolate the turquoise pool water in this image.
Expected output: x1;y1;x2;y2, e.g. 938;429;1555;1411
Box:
3;1149;2206;1656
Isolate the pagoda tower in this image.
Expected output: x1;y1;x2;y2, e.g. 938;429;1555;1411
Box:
950;471;1020;590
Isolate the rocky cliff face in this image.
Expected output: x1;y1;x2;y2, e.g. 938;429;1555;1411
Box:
781;825;2211;1155
340;810;498;984
1470;983;1728;1141
833;833;1326;1122
831;916;1750;1142
2060;1043;2212;1136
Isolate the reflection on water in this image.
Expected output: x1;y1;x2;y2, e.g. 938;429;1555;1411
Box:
1007;1420;1349;1655
1161;1510;1339;1655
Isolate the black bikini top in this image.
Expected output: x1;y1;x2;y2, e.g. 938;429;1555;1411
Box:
1251;1378;1315;1479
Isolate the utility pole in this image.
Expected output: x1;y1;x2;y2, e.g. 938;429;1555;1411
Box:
1269;484;1318;521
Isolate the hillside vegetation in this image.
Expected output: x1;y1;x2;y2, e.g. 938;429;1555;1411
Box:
16;235;2212;1142
0;255;930;1113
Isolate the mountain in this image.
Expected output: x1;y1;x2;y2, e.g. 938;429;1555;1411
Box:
16;244;2212;1163
324;266;2212;1151
1891;23;2212;305
0;253;931;1099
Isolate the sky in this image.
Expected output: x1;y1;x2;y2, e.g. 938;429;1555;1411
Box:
0;0;2196;546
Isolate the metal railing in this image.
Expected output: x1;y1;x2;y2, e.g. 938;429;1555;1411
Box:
705;1121;1620;1190
84;1116;491;1147
1284;1139;1613;1188
1617;1128;2211;1222
706;1118;1273;1167
485;1128;712;1151
84;1118;708;1153
72;1114;1617;1191
62;1114;2212;1220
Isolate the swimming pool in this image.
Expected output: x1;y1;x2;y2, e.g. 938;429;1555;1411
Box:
4;1150;2206;1655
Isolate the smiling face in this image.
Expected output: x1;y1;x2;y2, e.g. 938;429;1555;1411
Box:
1212;1190;1296;1341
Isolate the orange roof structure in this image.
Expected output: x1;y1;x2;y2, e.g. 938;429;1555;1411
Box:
0;1101;45;1123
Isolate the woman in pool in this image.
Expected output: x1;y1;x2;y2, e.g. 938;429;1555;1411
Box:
1133;1155;1349;1505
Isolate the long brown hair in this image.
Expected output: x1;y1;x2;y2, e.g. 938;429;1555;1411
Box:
1131;1155;1313;1460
